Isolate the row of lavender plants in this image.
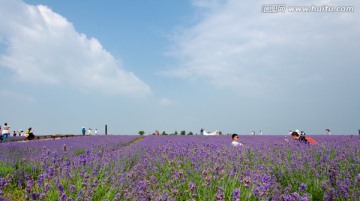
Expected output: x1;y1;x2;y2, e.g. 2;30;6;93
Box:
0;135;359;200
119;135;360;201
0;135;141;200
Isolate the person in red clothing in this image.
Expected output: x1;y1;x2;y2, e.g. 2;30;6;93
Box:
291;131;317;144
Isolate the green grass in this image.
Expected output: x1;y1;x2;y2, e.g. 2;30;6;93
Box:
74;148;86;156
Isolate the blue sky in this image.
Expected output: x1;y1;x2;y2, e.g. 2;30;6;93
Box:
0;0;359;135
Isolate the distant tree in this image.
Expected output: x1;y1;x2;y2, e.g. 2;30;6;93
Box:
180;130;186;135
188;131;193;135
174;130;178;135
138;130;145;136
162;131;167;135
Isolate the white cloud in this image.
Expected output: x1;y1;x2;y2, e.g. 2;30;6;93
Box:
166;0;360;97
160;97;173;106
0;0;150;96
0;90;36;102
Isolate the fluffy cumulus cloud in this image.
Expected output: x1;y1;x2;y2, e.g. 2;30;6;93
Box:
167;0;360;97
0;0;150;95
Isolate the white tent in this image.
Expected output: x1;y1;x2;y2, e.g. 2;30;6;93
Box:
203;130;220;135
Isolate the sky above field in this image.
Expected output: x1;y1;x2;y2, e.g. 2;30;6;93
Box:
0;0;359;135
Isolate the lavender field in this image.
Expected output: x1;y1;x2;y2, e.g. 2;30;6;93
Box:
0;135;359;201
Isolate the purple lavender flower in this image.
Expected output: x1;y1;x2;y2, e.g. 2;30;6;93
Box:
253;188;259;196
171;189;178;196
25;179;34;193
39;193;46;199
232;188;240;201
298;183;306;191
58;184;64;192
137;181;147;191
69;184;76;193
113;193;121;201
47;166;55;177
292;192;300;199
0;178;6;187
77;189;84;198
189;181;197;193
161;192;168;201
337;181;349;198
32;192;40;200
328;167;338;187
300;196;309;201
60;192;67;200
262;174;271;183
37;174;44;187
215;187;224;201
26;179;34;188
324;188;337;201
44;183;50;192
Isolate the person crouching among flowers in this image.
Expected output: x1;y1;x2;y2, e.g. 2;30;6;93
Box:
231;134;244;147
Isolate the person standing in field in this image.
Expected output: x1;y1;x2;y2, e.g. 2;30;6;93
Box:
82;127;86;135
95;129;98;135
2;123;10;142
301;131;306;136
24;129;29;140
13;131;17;136
25;127;35;140
231;134;244;147
88;128;92;135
